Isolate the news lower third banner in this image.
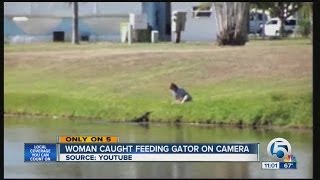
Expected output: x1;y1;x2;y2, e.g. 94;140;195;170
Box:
25;143;260;162
24;143;57;162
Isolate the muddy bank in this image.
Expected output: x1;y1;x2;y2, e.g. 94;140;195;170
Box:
4;112;312;130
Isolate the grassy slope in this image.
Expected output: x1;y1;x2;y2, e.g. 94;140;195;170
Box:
4;39;312;127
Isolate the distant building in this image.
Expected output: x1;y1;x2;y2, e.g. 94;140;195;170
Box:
4;2;218;44
4;2;141;43
170;2;217;42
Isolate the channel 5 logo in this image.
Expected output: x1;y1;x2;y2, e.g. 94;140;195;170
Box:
267;138;292;159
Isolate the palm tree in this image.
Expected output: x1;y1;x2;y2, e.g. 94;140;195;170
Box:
68;2;79;44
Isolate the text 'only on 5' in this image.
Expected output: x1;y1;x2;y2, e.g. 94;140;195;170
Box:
57;136;119;143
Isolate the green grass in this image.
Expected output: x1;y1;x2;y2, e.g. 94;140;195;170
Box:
4;39;312;127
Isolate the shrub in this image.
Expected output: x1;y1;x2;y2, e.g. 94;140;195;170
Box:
298;19;311;37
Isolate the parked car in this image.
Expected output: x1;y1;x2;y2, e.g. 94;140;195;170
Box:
249;12;268;34
263;17;297;37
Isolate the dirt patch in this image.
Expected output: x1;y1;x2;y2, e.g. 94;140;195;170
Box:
4;44;312;83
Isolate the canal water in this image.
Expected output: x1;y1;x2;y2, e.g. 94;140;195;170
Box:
4;117;312;179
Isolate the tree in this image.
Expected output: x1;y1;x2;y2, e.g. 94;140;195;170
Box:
309;3;313;40
69;2;79;44
309;2;313;41
303;2;313;39
268;2;303;38
297;2;313;38
213;2;250;46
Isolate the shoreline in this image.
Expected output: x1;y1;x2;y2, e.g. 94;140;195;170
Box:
4;112;312;130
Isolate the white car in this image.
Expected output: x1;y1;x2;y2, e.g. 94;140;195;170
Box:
263;17;297;37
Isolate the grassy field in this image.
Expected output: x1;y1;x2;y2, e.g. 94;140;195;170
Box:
4;39;312;127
